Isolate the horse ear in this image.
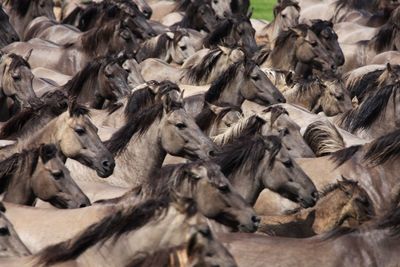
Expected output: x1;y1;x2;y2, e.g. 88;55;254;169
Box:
165;31;175;40
247;8;253;19
23;49;33;62
206;102;229;115
351;96;359;108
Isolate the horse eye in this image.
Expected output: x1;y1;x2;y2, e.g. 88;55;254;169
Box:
0;227;10;236
218;184;230;193
52;171;64;180
176;123;187;129
75;127;86;135
311;41;318;47
252;75;259;81
282;14;286;18
180;45;187;50
336;94;344;101
283;159;293;168
213;0;218;3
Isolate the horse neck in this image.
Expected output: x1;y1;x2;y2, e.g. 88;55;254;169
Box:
113;118;166;187
76;206;191;266
3;155;36;205
204;54;234;85
266;38;296;70
75;70;101;106
310;189;351;234
217;75;245;107
228;166;262;205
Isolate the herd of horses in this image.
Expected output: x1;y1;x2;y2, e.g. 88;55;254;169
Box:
0;0;398;266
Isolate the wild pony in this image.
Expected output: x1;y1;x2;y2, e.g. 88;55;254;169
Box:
0;144;90;208
0;101;115;179
3;0;55;39
214;135;318;207
0;6;19;47
258;178;374;237
0;52;39;122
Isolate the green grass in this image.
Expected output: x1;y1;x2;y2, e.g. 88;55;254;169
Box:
251;0;277;21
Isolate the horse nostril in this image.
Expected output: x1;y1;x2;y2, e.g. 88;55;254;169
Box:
331;65;337;70
311;191;319;200
79;203;87;208
208;150;216;157
252;216;260;223
102;160;111;168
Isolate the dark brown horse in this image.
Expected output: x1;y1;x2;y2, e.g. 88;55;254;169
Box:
0;5;19;47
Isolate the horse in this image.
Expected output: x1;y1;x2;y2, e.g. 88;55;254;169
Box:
183;58;285;117
257;0;300;49
203;14;258;55
218;206;400;267
66;90;216;187
135;30;196;65
0;144;90;208
0;101;115;179
340;6;400;72
3;0;55;39
0;90;67;140
213;106;315;158
61;56;130;109
261;24;337;77
165;0;218;32
0;6;19;48
214;135;318;207
1;160;258;253
279;74;352;116
258;178;374;237
0;52;39;122
0;202;30;257
2;19;137;75
336;83;400;139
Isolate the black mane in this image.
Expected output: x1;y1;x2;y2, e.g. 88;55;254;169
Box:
8;53;30;70
364;129;400;166
339;84;397;133
215;135;282;178
205;59;256;103
330;145;362;166
185;48;224;84
5;0;31;16
195;104;242;132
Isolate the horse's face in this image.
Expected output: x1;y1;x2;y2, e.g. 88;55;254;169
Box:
211;0;231;19
320;79;352;116
0;8;18;44
189;163;259;233
259;136;318;208
160;93;216;160
234;20;257;55
123;58;145;86
186;223;237;267
339;181;374;226
31;145;90;209
171;33;196;65
33;0;55;20
277;6;300;31
2;56;37;108
58;112;115;178
126;13;156;39
113;21;139;53
0;204;30;257
295;29;336;73
240;64;286;105
317;25;344;66
196;4;218;32
261;112;315;158
100;62;130;101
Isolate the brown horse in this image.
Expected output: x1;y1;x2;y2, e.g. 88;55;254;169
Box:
0;52;39;122
2;19;137;75
214;135;318;207
0;144;90;208
62;56;130;109
3;0;55;39
258;178;374;237
0;202;30;257
0;6;19;48
0;101;115;178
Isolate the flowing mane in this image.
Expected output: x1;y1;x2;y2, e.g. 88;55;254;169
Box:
195;104;242;132
205;59;256;103
36;197;188;265
364;129;400;165
0;144;57;193
7;53;30;70
185;48;224;84
339;84;398;133
330;145;362;166
105;93;183;156
212;114;265;146
214;135;282;178
273;0;300;17
0;90;67;140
